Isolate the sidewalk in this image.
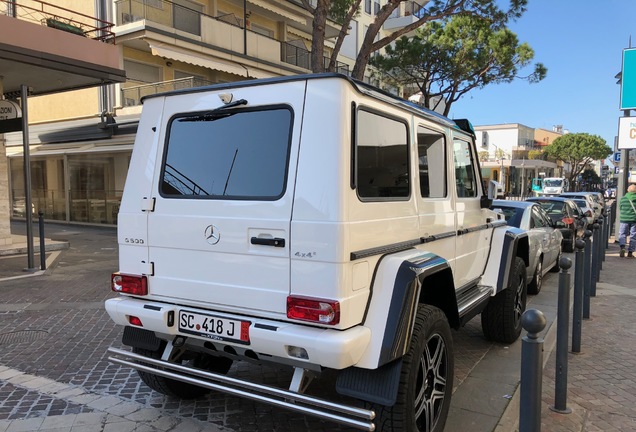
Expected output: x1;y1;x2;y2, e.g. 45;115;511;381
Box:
499;239;636;432
0;224;634;431
0;232;68;280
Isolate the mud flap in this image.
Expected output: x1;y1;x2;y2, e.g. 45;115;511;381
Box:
122;326;162;351
335;358;402;406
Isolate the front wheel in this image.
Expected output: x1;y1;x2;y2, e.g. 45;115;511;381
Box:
528;259;543;295
374;305;454;432
481;257;527;343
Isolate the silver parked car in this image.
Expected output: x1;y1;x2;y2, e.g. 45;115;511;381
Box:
492;200;563;295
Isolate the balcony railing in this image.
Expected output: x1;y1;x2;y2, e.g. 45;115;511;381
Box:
388;0;426;19
115;0;350;75
0;0;115;42
281;42;350;75
122;77;213;107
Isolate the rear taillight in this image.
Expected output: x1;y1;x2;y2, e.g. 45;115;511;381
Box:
287;296;340;325
111;273;148;295
562;217;574;225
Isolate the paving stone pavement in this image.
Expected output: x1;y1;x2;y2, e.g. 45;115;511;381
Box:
0;221;633;431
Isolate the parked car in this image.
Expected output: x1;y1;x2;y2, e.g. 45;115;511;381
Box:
560;192;603;218
526;197;587;252
492;200;563;295
571;198;595;226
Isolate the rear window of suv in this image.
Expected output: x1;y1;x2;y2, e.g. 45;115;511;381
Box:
160;106;293;200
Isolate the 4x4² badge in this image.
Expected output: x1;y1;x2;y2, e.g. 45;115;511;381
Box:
204;225;221;245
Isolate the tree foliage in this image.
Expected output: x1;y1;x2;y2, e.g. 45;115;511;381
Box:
369;15;546;115
543;133;612;187
527;150;543;160
298;0;529;80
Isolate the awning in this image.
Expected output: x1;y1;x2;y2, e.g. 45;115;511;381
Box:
148;42;277;80
149;43;249;78
7;143;133;158
246;0;306;25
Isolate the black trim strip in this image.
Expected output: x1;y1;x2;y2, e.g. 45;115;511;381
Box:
350;239;422;261
420;230;456;243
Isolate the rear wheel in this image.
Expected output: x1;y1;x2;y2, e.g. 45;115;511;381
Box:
133;346;232;399
374;305;454;432
481;257;527;343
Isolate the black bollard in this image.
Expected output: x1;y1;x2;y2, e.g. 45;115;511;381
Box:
590;222;600;297
583;230;592;319
550;256;572;414
520;309;547;432
572;239;585;353
38;210;46;271
596;217;603;272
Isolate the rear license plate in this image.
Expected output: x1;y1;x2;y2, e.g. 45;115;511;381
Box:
178;310;250;344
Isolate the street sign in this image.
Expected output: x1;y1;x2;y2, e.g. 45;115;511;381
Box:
621;48;636;110
615;166;620;174
614;152;621;162
618;117;636;149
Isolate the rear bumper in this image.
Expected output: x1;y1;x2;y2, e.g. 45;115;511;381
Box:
105;297;371;370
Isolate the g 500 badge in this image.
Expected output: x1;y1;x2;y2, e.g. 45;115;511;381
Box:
124;238;145;244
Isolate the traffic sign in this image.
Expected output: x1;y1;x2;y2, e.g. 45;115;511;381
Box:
614;152;621;162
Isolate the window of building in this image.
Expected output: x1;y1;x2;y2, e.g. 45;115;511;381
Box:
124;60;162;84
161;107;293;199
364;0;371;14
373;0;380;15
173;0;203;35
453;139;477;198
251;23;274;38
356;109;409;200
417;127;446;198
340;20;358;59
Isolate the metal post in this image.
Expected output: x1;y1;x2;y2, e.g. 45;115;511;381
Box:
520;309;546;432
21;84;36;271
583;230;592;319
572;239;585;353
550;257;572;414
591;222;600;296
597;217;603;272
38;210;46;271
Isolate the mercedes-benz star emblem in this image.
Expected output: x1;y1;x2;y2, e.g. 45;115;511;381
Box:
204;225;221;245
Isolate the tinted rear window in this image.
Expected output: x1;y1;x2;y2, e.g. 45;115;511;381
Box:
493;206;523;228
161;107;293;199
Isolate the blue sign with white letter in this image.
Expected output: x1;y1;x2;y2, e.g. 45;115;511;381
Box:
614;152;621;162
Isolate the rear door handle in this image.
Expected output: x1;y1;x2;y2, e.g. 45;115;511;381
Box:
250;237;285;247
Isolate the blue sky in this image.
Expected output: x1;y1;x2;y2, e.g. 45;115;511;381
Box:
449;0;636;157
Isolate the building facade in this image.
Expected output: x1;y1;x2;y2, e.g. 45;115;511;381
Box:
475;123;560;197
5;0;424;225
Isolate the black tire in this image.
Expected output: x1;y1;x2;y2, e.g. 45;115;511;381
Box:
481;257;527;344
374;305;454;432
527;258;543;295
133;346;232;399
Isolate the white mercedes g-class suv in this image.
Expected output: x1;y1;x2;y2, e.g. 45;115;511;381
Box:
106;74;529;432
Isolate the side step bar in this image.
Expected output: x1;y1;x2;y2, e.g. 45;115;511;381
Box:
107;347;376;431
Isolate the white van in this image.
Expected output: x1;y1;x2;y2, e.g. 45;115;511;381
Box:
106;74;529;431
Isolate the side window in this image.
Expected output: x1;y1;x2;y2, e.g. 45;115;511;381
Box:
531;207;546;228
356;109;409;200
453;139;477;198
417;126;446;198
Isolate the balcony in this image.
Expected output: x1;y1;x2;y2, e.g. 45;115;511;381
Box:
0;0;125;97
383;0;428;32
121;76;213;106
114;0;349;77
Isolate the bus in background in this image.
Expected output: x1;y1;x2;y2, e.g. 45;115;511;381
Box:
542;177;568;196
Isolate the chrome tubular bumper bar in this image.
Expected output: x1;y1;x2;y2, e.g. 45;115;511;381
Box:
107;347;376;431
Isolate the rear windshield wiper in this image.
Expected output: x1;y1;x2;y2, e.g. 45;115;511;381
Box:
178;99;248;122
